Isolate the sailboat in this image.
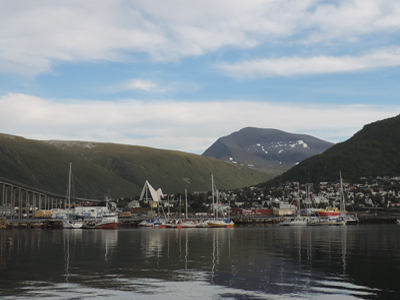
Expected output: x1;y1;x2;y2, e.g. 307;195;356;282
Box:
207;175;234;228
181;189;197;228
62;163;83;229
340;171;359;225
279;182;308;226
320;171;353;226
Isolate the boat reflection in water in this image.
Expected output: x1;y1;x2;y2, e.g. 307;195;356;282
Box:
1;226;400;299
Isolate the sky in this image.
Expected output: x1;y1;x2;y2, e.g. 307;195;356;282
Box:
1;0;400;154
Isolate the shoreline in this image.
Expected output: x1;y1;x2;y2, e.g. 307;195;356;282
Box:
1;214;399;229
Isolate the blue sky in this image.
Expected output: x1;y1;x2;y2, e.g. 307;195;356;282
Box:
1;0;400;154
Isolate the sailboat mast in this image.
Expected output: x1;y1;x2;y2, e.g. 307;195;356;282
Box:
339;171;345;216
216;189;219;219
297;182;300;218
185;189;188;219
68;163;72;210
179;196;181;217
211;174;214;218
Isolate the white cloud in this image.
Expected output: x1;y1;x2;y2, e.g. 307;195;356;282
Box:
1;93;398;154
1;0;400;75
101;78;200;95
126;79;158;91
218;47;400;77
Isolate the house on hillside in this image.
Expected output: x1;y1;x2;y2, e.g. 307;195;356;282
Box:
128;200;140;208
273;201;295;216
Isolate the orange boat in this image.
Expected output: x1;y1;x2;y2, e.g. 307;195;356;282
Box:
318;207;340;217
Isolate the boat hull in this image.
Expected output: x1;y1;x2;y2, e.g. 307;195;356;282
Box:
319;216;346;226
279;217;308;226
63;220;83;229
207;219;234;228
98;222;118;229
318;211;340;217
83;213;118;229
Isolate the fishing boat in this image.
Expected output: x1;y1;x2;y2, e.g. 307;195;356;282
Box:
83;212;118;229
318;207;340;217
62;163;83;229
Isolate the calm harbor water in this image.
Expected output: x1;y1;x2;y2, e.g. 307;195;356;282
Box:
1;225;400;299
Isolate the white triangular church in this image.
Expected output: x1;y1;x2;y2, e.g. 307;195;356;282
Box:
139;180;164;203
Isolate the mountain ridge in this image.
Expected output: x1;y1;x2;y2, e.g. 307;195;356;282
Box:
203;127;334;176
0;133;270;198
261;114;400;186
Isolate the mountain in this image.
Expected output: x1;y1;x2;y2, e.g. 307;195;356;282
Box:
262;114;400;186
202;127;334;176
0;133;270;199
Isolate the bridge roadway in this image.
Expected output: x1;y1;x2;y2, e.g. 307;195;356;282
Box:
0;176;100;221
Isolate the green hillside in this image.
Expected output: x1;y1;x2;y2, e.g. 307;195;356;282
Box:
48;141;271;194
0;134;140;198
262;114;400;186
0;133;270;199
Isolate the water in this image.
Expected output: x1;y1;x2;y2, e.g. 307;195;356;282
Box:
1;225;400;299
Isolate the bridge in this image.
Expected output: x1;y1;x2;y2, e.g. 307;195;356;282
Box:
0;176;100;220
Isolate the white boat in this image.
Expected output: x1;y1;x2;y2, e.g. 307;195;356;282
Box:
63;163;83;229
345;214;359;225
181;219;198;228
319;215;346;226
279;182;307;226
196;219;211;228
139;217;164;228
165;219;183;228
280;216;310;226
63;219;83;229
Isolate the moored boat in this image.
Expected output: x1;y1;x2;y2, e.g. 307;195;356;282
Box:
63;219;83;229
207;218;234;228
62;163;83;229
181;219;197;228
84;212;118;229
319;215;346;226
209;175;234;228
279;182;307;226
139;217;165;228
280;216;309;226
344;214;359;225
318;207;340;217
